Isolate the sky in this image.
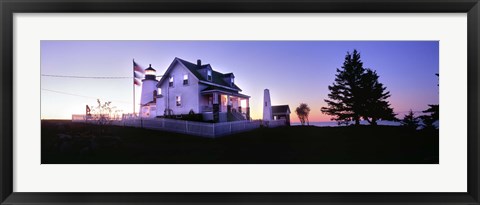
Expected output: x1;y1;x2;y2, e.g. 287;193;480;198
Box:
41;41;439;122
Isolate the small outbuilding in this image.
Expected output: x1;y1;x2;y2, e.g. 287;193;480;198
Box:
271;105;291;126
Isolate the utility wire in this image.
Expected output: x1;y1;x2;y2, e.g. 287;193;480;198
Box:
42;74;163;79
41;88;136;105
42;74;131;79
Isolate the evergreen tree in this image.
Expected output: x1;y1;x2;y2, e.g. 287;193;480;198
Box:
359;69;397;125
321;49;365;125
420;74;439;130
401;110;420;130
422;104;439;121
420;104;439;130
321;49;396;125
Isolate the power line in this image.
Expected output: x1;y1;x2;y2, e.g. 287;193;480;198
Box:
41;88;135;105
42;74;132;79
41;74;163;79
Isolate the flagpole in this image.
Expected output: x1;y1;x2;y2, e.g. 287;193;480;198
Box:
133;58;135;117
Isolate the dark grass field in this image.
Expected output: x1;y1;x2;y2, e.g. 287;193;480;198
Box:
41;120;439;164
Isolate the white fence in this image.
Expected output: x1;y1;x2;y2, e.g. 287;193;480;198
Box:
212;120;262;137
72;114;285;138
72;114;88;122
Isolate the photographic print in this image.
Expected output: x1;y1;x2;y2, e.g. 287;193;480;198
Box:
41;41;439;164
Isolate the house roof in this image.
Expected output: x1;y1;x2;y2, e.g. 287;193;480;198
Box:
201;86;250;99
272;105;291;115
176;58;208;81
162;58;242;91
202;86;233;93
211;70;242;90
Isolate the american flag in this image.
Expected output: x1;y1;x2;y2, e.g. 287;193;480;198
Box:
133;60;144;86
134;78;141;86
133;60;144;74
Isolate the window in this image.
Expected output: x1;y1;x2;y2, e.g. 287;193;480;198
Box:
158;88;162;95
183;74;189;85
176;96;181;106
169;76;174;87
231;77;234;85
207;70;212;81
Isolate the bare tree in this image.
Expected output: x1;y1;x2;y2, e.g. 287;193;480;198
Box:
295;103;311;126
89;99;120;130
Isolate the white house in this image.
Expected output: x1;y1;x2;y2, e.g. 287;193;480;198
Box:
154;57;251;122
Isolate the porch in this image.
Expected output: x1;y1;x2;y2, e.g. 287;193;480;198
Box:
200;89;250;122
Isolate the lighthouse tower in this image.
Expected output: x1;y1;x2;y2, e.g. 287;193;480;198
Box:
140;64;159;118
263;89;273;121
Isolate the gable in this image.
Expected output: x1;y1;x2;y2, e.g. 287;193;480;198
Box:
157;58;201;87
157;57;242;91
176;58;208;81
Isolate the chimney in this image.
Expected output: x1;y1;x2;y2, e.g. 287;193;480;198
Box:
197;59;201;67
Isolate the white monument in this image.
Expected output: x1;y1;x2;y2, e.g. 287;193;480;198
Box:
263;89;273;121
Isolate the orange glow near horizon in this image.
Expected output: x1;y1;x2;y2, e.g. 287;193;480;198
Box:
249;105;331;123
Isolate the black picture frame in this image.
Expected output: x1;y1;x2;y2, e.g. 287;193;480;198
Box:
1;0;479;204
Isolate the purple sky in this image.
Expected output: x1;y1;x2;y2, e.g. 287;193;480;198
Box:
41;41;439;122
